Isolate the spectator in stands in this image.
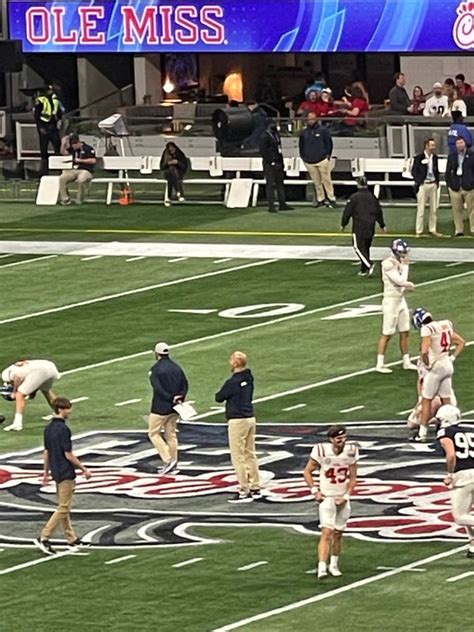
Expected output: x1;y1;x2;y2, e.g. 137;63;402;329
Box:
297;90;320;117
314;88;337;118
241;102;268;149
445;88;468;119
299;112;335;208
305;72;327;96
160;142;188;207
444;78;455;91
259;122;293;213
448;111;473;154
408;86;425;115
58;134;96;206
411;138;442;238
455;73;472;97
387;73;410;115
423;82;449;117
340;86;369;133
446;137;474;236
352;81;370;106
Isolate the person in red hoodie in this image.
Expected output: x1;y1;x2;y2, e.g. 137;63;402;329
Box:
342;86;369;129
314;88;337;118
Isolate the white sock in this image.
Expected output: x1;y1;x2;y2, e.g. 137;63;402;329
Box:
330;555;339;568
377;354;385;367
418;424;428;439
402;354;411;365
14;413;23;427
318;561;327;572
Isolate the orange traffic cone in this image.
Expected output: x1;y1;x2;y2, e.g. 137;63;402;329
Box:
119;185;134;205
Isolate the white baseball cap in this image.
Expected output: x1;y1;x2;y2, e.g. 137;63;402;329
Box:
433;82;442;88
154;342;170;355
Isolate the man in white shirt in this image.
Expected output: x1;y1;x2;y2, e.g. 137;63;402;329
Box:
2;359;60;431
412;308;465;441
375;239;417;373
304;425;358;579
423;82;449;117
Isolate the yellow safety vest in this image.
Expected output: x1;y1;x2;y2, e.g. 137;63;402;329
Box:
36;95;60;123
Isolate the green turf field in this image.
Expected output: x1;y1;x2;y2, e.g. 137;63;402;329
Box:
0;201;473;631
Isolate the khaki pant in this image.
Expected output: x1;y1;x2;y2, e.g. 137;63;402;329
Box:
59;169;93;204
41;479;77;543
228;417;260;493
415;182;438;234
449;188;474;234
148;413;178;463
304;159;335;203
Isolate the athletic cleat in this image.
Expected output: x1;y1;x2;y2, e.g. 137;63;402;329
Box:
357;271;368;277
375;366;392;374
3;423;22;432
164;200;171;207
177;195;185;202
403;362;418;371
250;489;262;500
158;459;177;475
34;538;56;555
467;549;474;559
0;415;5;425
317;569;328;580
228;492;253;504
328;566;342;577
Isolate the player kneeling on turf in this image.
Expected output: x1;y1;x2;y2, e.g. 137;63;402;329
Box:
303;425;359;579
407;358;457;431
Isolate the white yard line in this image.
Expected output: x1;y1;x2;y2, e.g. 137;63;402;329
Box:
0;549;78;575
462;409;474;417
212;545;467;631
282;404;307;412
105;555;136;565
376;566;426;572
445;262;464;267
81;256;103;261
0;254;58;269
168;257;188;263
0;259;276;326
125;256;146;262
172;557;204;568
60;270;474;379
340;405;365;413
0;254;12;259
304;260;323;265
446;571;474;582
213;258;233;263
115;398;142;407
238;561;268;571
397;408;414;415
70;397;89;404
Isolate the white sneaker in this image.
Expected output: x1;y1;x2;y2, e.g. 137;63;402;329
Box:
329;566;342;577
317;569;328;580
375;366;392;374
177;195;185;202
158;459;177;475
403;362;417;371
164;200;171;207
4;423;22;432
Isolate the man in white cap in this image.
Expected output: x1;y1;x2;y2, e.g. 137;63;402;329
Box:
2;359;60;431
148;342;189;475
423;82;448;117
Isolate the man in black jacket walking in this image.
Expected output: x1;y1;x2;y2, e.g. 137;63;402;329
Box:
148;342;189;475
446;137;474;236
299;112;335;207
411;138;442;237
215;351;261;503
259;122;293;213
341;177;386;276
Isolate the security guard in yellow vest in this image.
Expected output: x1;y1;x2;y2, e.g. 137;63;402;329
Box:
35;85;62;173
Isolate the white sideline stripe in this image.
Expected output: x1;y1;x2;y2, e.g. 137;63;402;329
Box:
115;398;142;407
81;255;103;261
238;561;268;571
376;566;426;572
0;254;12;259
0;549;78;575
105;555;136;565
445;262;464;267
397;408;414;415
282;404;307;412
462;409;474;417
340;405;365;413
304;260;323;265
0;254;58;269
213;258;233;263
172;557;203;568
125;256;146;262
446;571;474;582
70;397;89;404
60;270;474;378
0;259;276;326
212;545;467;631
168;257;188;263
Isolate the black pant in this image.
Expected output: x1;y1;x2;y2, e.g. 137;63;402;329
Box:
164;167;184;199
38;123;61;173
263;162;286;210
352;232;373;272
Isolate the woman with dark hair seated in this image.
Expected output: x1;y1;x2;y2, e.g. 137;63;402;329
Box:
160;142;188;206
339;86;369;134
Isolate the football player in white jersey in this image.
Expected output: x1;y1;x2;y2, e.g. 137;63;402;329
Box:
436;405;474;559
412;308;465;441
375;239;417;374
407;358;457;430
303;425;359;579
1;359;60;431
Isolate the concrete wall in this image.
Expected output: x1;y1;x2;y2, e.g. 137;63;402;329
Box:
400;55;474;94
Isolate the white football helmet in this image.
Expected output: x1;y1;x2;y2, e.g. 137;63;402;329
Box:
436;405;461;428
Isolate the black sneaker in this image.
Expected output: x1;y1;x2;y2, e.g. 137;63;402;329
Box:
315;201;326;208
228;492;253;504
68;538;90;549
250;489;263;500
467;549;474;559
34;538;56;555
279;205;294;211
325;200;335;209
268;207;278;213
0;415;4;425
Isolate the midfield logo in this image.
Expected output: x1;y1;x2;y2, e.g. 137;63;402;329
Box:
0;423;468;548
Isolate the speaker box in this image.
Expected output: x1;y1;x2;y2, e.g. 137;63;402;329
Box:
212;107;254;144
0;41;24;73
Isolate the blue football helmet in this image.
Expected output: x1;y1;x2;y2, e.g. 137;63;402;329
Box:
391;238;410;260
412;307;432;330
